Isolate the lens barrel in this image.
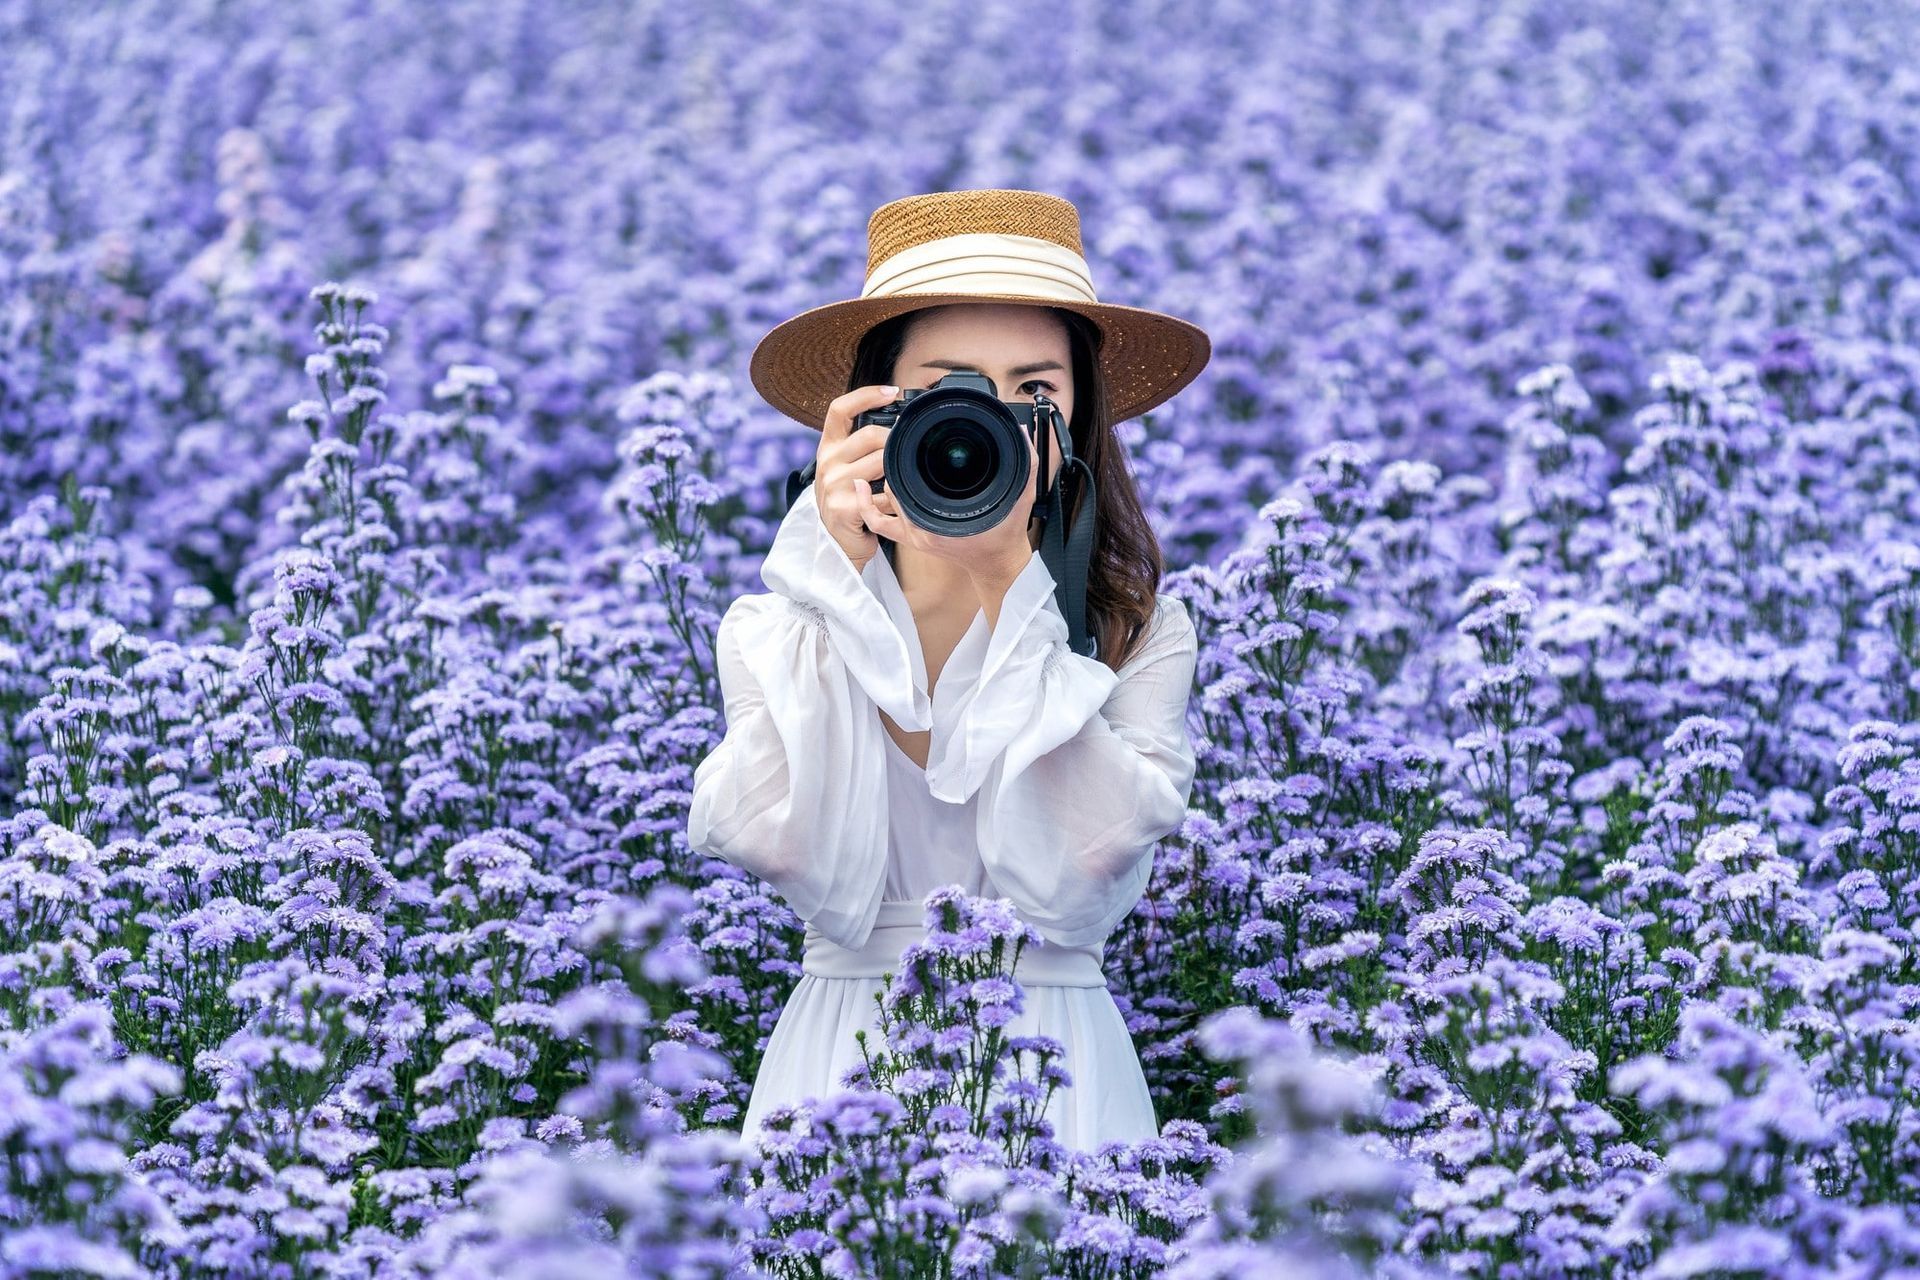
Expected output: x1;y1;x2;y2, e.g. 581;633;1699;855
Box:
870;372;1035;536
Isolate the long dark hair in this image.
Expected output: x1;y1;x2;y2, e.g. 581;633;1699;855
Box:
846;305;1164;671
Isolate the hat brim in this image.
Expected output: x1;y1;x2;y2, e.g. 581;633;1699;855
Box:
748;292;1211;433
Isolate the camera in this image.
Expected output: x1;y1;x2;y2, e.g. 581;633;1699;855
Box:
856;371;1068;537
778;369;1099;656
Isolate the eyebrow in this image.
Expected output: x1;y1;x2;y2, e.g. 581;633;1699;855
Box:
918;358;1066;378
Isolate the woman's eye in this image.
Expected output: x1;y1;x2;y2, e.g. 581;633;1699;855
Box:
1019;380;1058;396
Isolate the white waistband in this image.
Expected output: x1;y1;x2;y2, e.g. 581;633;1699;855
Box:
801;898;1108;987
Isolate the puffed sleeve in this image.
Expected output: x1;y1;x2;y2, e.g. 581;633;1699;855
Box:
921;550;1199;949
685;482;931;949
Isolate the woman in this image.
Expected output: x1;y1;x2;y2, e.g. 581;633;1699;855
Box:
688;188;1211;1155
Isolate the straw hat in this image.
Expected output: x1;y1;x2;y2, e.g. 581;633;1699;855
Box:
748;188;1211;432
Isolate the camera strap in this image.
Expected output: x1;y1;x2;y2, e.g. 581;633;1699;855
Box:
785;458;816;513
1030;395;1098;659
1036;455;1098;659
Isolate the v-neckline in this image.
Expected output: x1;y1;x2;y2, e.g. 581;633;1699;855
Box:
880;726;927;775
867;546;990;722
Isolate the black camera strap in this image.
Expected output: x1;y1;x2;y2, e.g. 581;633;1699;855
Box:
785;458;816;514
1030;393;1098;659
1039;454;1099;659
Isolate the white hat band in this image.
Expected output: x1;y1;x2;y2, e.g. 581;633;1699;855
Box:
859;231;1099;304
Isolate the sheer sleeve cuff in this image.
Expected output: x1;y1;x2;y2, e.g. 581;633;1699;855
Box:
757;480;932;732
922;549;1120;806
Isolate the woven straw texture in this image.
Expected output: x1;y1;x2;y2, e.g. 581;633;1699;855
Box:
865;188;1084;276
749;189;1210;433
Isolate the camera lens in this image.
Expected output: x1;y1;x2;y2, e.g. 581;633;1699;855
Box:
919;420;995;499
882;373;1029;535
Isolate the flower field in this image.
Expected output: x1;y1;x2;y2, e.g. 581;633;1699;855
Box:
3;0;1919;1275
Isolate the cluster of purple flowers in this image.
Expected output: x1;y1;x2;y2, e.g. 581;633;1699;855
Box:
4;0;1919;1275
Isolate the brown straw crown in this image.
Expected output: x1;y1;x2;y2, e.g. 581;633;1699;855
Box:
863;188;1086;278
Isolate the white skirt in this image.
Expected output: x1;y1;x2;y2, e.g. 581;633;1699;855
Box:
739;900;1161;1157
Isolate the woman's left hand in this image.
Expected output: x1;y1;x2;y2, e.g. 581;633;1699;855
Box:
858;424;1041;579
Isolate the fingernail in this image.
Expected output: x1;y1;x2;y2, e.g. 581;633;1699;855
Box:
881;385;898;397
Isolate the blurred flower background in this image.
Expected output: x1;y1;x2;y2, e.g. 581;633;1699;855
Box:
3;0;1919;1275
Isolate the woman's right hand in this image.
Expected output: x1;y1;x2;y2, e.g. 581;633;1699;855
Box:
814;384;901;572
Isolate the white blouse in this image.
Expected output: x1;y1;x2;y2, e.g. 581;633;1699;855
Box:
687;480;1199;1155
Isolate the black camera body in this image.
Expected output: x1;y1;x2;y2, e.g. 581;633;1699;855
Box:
855;370;1070;538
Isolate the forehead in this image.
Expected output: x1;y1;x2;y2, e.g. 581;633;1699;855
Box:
899;304;1070;364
